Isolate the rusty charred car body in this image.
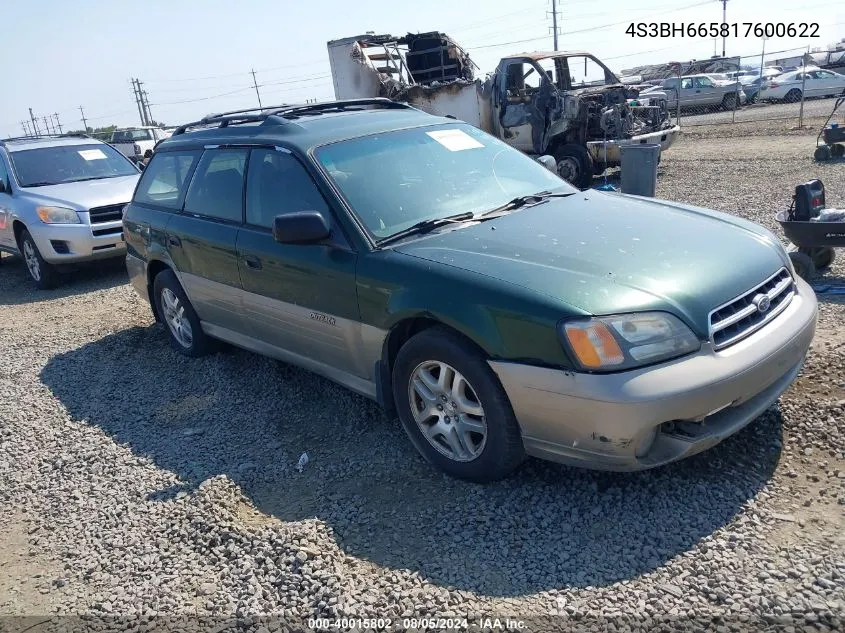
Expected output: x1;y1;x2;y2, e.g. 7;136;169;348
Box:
327;32;680;188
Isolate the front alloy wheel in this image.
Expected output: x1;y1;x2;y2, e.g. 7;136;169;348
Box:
409;360;488;462
19;229;59;289
160;287;194;349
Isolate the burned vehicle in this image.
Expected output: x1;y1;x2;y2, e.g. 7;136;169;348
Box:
327;33;680;188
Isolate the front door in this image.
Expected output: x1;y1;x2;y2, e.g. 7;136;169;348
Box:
496;59;556;153
236;147;362;376
167;148;248;332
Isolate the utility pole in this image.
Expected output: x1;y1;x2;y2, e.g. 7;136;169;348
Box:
43;116;52;135
251;69;263;108
53;113;63;134
79;105;89;132
549;0;560;51
131;79;145;125
21;121;29;136
721;0;728;58
142;89;153;126
29;108;40;136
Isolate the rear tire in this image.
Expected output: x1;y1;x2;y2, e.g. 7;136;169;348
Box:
19;229;59;290
831;143;845;158
153;269;214;357
784;89;802;103
392;326;525;482
553;143;594;190
806;246;836;270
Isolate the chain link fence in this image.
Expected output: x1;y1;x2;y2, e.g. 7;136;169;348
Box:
620;45;844;132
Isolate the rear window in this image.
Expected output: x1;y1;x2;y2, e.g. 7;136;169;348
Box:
183;149;247;223
112;129;153;142
133;151;201;209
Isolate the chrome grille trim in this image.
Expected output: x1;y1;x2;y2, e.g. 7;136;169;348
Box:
708;268;795;350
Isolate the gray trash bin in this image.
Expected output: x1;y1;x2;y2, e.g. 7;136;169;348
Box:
619;143;661;197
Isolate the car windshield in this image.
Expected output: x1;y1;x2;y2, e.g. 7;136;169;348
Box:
315;124;573;240
10;143;138;187
112;129;152;142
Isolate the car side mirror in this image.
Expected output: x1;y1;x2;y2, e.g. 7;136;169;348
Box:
536;155;557;173
272;211;331;245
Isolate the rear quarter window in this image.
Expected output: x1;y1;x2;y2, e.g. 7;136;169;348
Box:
133;150;201;209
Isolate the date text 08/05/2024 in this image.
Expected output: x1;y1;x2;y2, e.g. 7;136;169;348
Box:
626;22;820;38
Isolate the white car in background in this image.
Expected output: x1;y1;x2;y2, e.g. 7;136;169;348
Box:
759;67;845;102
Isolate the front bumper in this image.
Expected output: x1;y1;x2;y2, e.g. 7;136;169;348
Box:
587;124;680;165
30;221;125;264
490;276;818;471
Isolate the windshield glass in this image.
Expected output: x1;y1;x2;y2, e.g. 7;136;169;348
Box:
10;143;138;187
315;124;572;240
112;129;152;142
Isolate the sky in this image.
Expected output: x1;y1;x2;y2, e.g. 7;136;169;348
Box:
3;0;844;138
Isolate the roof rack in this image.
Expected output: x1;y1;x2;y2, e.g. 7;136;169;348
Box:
172;98;412;136
0;132;92;147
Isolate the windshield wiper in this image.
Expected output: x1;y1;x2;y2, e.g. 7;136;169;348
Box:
479;190;576;218
377;211;476;247
21;181;61;187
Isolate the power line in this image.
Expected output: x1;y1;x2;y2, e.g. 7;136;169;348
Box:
150;86;255;107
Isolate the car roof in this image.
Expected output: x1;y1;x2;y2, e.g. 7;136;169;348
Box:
157;107;458;153
2;135;103;152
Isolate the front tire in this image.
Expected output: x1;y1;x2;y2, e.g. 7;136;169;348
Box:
19;229;59;290
153;269;214;357
553;143;594;190
392;327;524;482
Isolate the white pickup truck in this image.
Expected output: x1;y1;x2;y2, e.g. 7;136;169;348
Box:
109;127;172;164
327;31;679;188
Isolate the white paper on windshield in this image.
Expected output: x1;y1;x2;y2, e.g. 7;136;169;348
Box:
78;149;107;160
426;129;484;152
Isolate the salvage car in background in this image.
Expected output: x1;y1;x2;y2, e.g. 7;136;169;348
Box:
0;134;139;288
123;99;817;482
110;126;172;164
327;33;680;189
759;68;845;102
641;74;746;111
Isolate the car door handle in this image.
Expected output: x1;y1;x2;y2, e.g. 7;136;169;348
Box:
244;255;262;270
168;235;181;247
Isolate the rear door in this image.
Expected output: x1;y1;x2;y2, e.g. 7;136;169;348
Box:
0;152;14;249
236;147;362;376
166;148;248;333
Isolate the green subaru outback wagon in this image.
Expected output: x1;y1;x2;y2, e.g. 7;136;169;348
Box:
123;99;817;482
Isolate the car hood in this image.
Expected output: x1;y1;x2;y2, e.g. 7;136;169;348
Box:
20;175;140;211
394;192;789;337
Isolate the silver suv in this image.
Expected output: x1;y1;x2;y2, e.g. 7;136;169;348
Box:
0;134;141;289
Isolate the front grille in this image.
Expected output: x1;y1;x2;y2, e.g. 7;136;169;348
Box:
709;268;795;350
92;226;122;237
88;204;126;224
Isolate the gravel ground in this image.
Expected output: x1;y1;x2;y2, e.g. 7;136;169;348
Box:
1;122;844;633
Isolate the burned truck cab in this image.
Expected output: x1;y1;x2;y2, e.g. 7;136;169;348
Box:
491;51;679;188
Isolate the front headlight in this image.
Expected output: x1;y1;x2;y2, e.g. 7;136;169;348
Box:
36;206;81;224
559;312;701;372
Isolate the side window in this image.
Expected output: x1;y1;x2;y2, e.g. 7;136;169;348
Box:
0;154;9;190
184;149;248;223
245;149;330;229
523;59;556;90
566;56;613;87
695;77;714;88
681;78;694;89
133;150;201;209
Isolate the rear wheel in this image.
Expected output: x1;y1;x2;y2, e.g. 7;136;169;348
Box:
19;229;59;290
831;143;845;158
553;143;594;190
806;246;836;270
784;89;802;103
392;327;524;482
153;269;214;357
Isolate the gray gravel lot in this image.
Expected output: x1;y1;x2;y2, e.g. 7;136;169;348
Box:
1;121;844;632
